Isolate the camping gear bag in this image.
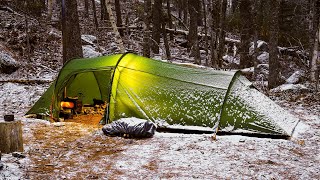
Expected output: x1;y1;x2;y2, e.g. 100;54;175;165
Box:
102;118;157;138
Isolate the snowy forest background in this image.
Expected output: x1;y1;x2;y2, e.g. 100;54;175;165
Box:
0;0;319;179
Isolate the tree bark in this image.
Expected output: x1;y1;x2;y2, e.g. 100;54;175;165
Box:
203;0;209;66
91;0;99;29
166;0;173;40
217;0;227;67
210;0;219;67
310;0;320;85
84;0;89;15
188;0;200;64
163;21;171;60
152;0;162;54
47;0;54;21
61;0;83;63
268;0;281;89
239;0;253;68
100;0;108;20
115;0;123;36
311;21;319;83
252;0;259;80
106;0;125;53
0;121;23;153
143;0;151;57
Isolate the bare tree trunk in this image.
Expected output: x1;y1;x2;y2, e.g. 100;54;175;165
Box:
166;0;173;40
143;0;151;57
177;0;182;19
100;0;108;20
203;0;209;66
61;0;83;63
252;0;259;80
24;1;31;61
310;0;320;87
188;0;200;64
210;0;219;67
268;0;280;89
183;1;188;26
311;22;319;83
84;0;89;15
105;0;125;53
163;21;171;60
152;0;162;54
239;0;253;68
47;0;54;21
217;0;227;67
115;0;123;36
91;0;98;29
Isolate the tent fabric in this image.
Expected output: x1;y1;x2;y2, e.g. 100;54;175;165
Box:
26;53;300;136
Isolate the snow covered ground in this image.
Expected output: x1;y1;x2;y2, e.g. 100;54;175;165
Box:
0;82;319;179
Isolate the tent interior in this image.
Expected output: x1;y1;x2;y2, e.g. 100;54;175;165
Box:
58;70;112;123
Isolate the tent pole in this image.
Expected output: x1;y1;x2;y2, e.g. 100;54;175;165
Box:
102;52;130;124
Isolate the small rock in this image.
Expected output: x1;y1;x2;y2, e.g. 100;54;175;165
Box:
12;152;26;158
0;162;4;170
239;139;246;143
0;51;20;74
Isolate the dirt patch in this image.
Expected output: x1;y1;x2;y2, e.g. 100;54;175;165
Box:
22;117;132;179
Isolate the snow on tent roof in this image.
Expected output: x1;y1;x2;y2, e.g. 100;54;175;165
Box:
26;53;300;137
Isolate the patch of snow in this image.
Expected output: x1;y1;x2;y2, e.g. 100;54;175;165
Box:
249;40;268;55
285;71;304;84
0;83;48;117
291;121;309;138
257;52;269;64
223;54;238;64
81;34;97;46
82;45;102;58
271;84;309;93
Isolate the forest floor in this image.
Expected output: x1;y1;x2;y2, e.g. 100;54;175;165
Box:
0;3;320;179
0;81;319;179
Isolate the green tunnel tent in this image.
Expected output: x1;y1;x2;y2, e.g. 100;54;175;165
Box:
26;53;300;137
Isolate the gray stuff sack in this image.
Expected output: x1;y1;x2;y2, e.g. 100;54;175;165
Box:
102;118;157;138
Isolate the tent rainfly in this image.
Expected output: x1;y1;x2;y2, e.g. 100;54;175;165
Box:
27;53;300;137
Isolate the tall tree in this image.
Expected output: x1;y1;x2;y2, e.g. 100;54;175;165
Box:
91;0;99;29
115;0;123;36
84;0;89;15
310;0;320;85
268;0;280;89
166;0;173;40
61;0;83;63
188;0;200;64
203;0;209;65
106;0;125;53
152;0;162;54
210;0;220;67
100;0;108;20
239;0;253;68
143;0;152;57
217;0;227;67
